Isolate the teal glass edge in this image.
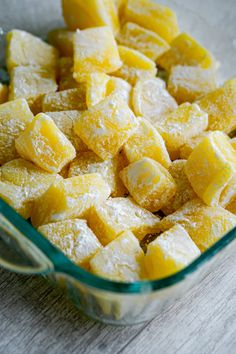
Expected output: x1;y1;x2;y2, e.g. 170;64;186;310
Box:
1;197;236;294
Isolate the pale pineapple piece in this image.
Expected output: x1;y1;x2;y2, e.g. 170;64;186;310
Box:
156;103;208;160
162;160;197;215
132;78;178;125
167;65;217;104
15;113;76;173
117;22;170;61
90;230;144;282
6;30;58;71
120;157;176;212
0;98;34;165
158;198;236;252
123;0;179;43
185;131;236;206
42;88;87;112
106;77;132;105
62;0;119;35
74;94;138;160
123;117;171;168
86;73;110;107
58;57;82;90
112;45;157;85
144;225;200;279
31;173;111;227
38;219;102;268
73;27;122;83
0;83;8;104
157;33;215;72
87;197;160;245
179;132;211;159
48;28;74;57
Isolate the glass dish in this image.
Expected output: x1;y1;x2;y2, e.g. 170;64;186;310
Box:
0;0;236;326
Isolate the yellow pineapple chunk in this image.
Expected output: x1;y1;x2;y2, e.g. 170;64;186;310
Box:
58;57;82;90
197;79;236;134
120;157;176;212
6;30;58;71
86;73;110;107
123;0;179;43
144;225;200;279
62;0;119;35
123;117;171;168
132;78;178;125
158;198;236;252
38;219;102;268
90;230;144;282
31;173;111;227
167;65;217;104
87;197;160;245
112;45;157;85
0;83;8;104
0;98;34;165
73;27;122;83
179;132;211;159
232;138;236;150
185;131;236;206
162;160;197;215
106;76;132;105
74;94;138;160
157;33;215;72
15;113;76;173
156;103;208;160
42;88;87;112
48;28;74;57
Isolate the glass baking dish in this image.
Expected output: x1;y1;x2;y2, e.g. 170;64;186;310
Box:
0;0;236;326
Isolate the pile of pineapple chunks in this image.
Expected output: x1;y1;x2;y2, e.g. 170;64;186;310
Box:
1;0;236;283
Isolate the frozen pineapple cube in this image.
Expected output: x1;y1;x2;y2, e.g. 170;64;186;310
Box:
144;225;200;279
156;103;208;160
62;0;119;35
123;0;179;43
73;27;122;83
197;79;236;134
167;65;217;104
6;30;58;71
42;88;87;112
132;78;178;125
48;28;74;57
157;33;215;72
15;113;76;173
185;131;236;206
90;230;144;282
58;57;82;91
74;94;138;160
120;157;176;212
106;76;132;105
112;45;157;85
158;198;236;252
0;98;34;165
0;83;8;104
87;197;160;245
162;160;197;215
86;73;110;107
179;132;211;159
38;219;102;268
31;173;111;227
117;22;170;61
123;117;171;168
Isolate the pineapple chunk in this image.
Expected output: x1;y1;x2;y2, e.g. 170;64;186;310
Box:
42;88;87;112
6;30;58;71
144;225;200;279
157;33;215;72
31;173;111;227
62;0;119;35
38;219;102;268
120;157;176;212
179;132;211;159
87;197;160;245
0;83;8;104
123;117;171;168
112;45;157;85
74;94;138;160
90;230;144;282
167;65;217;104
162;160;197;215
197;79;236;134
117;22;170;61
15;113;76;173
232;138;236;150
185;131;236;206
58;57;82;90
132;78;178;125
48;28;74;57
73;27;122;83
123;0;179;43
86;73;110;107
156;103;208;160
158;198;236;252
0;98;34;165
106;76;132;105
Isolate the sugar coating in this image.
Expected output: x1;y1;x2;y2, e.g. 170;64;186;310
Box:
42;88;87;112
48;28;74;57
0;83;8;104
179;132;211;159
